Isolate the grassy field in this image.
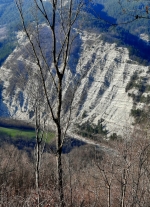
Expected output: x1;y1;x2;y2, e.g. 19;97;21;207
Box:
0;127;55;143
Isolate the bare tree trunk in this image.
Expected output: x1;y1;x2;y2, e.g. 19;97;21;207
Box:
35;140;40;207
35;103;46;207
107;185;111;207
56;77;65;207
56;150;64;207
56;126;65;207
35;106;40;207
120;169;127;207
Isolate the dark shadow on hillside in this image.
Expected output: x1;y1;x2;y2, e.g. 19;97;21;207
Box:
46;137;86;154
0;118;34;130
0;83;9;117
101;26;150;65
83;2;150;66
84;3;116;25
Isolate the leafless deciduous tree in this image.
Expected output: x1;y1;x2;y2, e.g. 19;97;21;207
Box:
34;102;47;207
15;0;88;206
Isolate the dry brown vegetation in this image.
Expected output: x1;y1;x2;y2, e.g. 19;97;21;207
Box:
0;130;150;207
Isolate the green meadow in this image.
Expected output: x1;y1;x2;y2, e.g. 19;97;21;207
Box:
0;127;55;143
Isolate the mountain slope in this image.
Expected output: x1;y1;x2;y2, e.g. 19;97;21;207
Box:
0;27;149;136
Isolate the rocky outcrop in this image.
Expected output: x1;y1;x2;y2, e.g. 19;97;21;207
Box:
70;31;149;135
0;29;149;136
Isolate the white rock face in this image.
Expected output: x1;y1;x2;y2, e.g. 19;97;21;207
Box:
0;29;148;136
140;33;149;43
69;31;148;135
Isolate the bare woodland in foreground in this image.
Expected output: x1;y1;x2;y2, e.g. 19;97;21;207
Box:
0;128;150;207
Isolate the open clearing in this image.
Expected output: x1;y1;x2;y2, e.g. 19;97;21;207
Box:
0;126;55;143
